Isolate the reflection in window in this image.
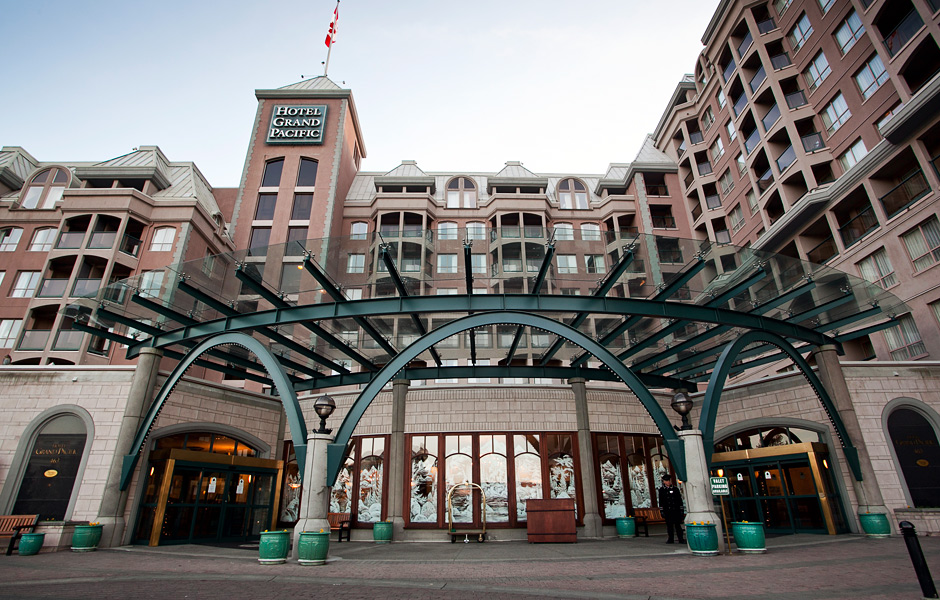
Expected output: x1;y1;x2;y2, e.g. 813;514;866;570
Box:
330;445;355;514
150;227;175;252
29;228;57;252
597;435;626;519
627;453;651;509
0;228;23;252
546;434;576;516
358;437;384;522
514;435;542;521
410;435;438;523
445;435;473;523
480;435;509;523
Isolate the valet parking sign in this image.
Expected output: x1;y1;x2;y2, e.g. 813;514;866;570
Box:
267;105;327;144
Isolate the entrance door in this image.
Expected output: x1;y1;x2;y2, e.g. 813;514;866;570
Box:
721;458;828;534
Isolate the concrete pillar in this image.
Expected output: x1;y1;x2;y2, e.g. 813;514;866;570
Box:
292;432;333;558
97;347;163;548
387;379;409;539
570;378;603;538
679;429;725;552
812;345;888;521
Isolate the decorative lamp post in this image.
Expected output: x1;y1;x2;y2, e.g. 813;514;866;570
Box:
671;391;693;431
314;394;336;434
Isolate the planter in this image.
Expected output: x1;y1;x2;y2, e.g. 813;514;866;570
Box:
859;513;891;538
731;522;766;553
615;517;636;538
297;531;330;566
71;524;103;552
373;521;393;543
685;523;719;556
18;533;45;556
258;530;290;564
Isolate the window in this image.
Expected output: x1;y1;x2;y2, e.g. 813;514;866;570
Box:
735;153;746;175
297;158;318;187
884;314;926;360
19;167;68;210
0;319;22;347
436;359;458;383
855;54;888;100
902;217;940;271
804;51;831;91
817;0;835;13
702;107;715;131
747;189;758;213
261;158;284;188
446;177;476;208
774;0;792;16
821;93;851;134
150;227;175;252
838;139;868;171
711;137;725;161
558;179;589;210
437;254;458;274
11;272;40;298
787;13;813;52
249;227;271;256
553;223;574;240
438;222;458;240
292;194;313;220
139;271;164;297
557;255;578;274
286;226;307;256
0;228;23;252
471;254;487;274
726;120;737;142
585;255;606;274
719;169;735;195
347;253;365;273
437;288;458;295
467;222;487;240
657;237;683;263
717;89;726;109
468;358;490;383
580;223;602;241
255;194;277;220
730;204;745;231
29;228;57;252
345;288;362;301
834;10;864;55
857;248;896;288
350;222;368;239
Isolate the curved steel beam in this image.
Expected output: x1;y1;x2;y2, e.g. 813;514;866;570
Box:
698;331;861;481
118;332;309;490
326;311;687;486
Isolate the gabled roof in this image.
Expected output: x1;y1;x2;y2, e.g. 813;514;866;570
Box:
489;161;547;187
383;160;428;178
493;161;539;179
278;76;344;91
0;146;40;189
74;146;172;190
633;135;675;167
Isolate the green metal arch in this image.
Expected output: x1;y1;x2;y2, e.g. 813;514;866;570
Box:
327;310;687;486
698;331;862;481
118;332;309;490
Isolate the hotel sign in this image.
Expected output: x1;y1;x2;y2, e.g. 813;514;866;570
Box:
267;105;327;144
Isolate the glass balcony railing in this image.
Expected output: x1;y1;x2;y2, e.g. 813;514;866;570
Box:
737;31;754;58
757;168;774;192
52;330;84;351
733;94;748;117
715;230;732;244
87;231;117;249
801;132;825;153
770;52;792;70
689;131;704;145
880;169;931;219
776;145;796;172
646;184;669;196
603;228;640;244
120;234;142;257
401;226;423;238
698;161;714;176
883;10;925;57
807;236;838;264
785;90;808;109
684;171;695;189
744;129;761;154
72;278;102;297
838;206;879;248
706;194;722;209
722;60;736;82
18;329;51;351
651;215;677;228
524;226;543;238
762;104;781;132
37;278;69;298
103;284;129;304
56;231;86;250
749;65;767;93
691;201;703;221
677;141;687;157
757;17;776;34
502;227;521;238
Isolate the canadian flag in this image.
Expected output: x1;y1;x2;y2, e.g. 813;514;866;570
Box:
325;3;339;48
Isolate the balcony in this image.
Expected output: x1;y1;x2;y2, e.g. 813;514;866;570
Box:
715;230;732;244
677;141;687;158
120;234;142;257
838;206;879;248
757;18;776;34
757;168;774;192
18;329;50;351
652;215;677;228
103;285;129;304
684;171;695;189
801;132;825;153
770;52;792;70
749;65;767;93
37;278;69;298
807;236;838;264
646;184;669;196
762;104;781;132
776;145;796;172
689;131;705;145
706;194;722;209
56;231;86;250
722;60;736;83
401;226;423;238
698;161;714;176
737;31;754;58
87;231;117;249
502;227;521;238
52;330;84;351
744;130;761;154
378;227;399;238
732;94;748;117
691;202;703;221
71;278;102;297
604;228;640;244
524;226;544;238
785;90;808;109
883;10;925;57
880;169;931;218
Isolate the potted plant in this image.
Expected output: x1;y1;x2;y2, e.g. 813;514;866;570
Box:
71;522;104;552
18;532;45;556
685;521;719;556
373;520;393;543
858;512;891;537
298;529;330;566
730;521;766;553
258;529;290;564
615;515;636;538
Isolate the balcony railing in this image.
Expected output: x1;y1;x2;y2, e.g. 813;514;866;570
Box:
120;234;141;257
733;94;748;117
52;330;84;351
698;161;714;176
883;10;925;57
757;168;774;192
749;65;767;93
722;60;736;83
55;231;86;250
524;226;543;238
737;31;754;57
838;206;879;248
646;184;669;196
651;215;677;228
801;132;825;153
689;131;704;145
706;194;722;209
71;278;102;297
18;329;50;351
87;231;117;249
103;284;129;304
785;90;808;109
37;278;69;298
691;201;703;221
880;169;931;218
757;17;776;34
378;227;399;238
715;230;732;244
932;153;940;180
762;104;781;132
807;236;838;263
684;171;695;189
776;145;796;172
502;227;521;238
677;141;687;158
604;228;640;244
744;130;761;154
401;226;423;238
770;52;792;70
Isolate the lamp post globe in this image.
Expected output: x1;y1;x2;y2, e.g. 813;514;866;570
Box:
314;394;336;434
671;391;694;431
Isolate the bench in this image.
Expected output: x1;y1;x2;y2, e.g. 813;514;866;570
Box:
633;507;665;537
1;514;40;555
327;512;351;542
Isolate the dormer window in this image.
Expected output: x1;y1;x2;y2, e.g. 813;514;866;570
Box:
20;168;69;210
446;177;476;208
558;179;589;210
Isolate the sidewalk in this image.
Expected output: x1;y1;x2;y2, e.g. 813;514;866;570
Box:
0;534;937;599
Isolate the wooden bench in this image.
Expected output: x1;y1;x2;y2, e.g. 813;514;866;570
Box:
634;507;665;537
327;512;351;542
1;514;40;555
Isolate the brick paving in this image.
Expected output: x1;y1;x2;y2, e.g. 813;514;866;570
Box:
0;534;937;599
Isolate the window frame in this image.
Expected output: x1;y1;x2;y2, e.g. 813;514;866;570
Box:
854;54;888;100
821;93;851;135
149;227;176;252
834;10;864;55
787;13;814;52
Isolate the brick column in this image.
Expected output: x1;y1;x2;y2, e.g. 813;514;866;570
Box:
570;378;603;537
387;379;410;539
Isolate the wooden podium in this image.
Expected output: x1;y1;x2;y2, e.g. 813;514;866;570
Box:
525;498;577;543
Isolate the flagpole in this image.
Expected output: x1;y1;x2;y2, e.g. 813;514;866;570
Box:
324;0;339;77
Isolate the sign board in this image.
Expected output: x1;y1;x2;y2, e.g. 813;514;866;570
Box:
267;105;327;144
710;476;730;496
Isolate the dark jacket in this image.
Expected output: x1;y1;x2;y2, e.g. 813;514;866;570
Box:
658;483;685;517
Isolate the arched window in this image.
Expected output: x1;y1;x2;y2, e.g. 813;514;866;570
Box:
261;158;284;188
580;223;601;241
150;227;176;252
0;227;24;252
446;177;476;209
350;222;368;240
297;158;318;187
20;168;69;210
888;407;940;508
438;222;458;240
557;179;589;210
553;223;574;241
466;222;486;240
30;228;58;252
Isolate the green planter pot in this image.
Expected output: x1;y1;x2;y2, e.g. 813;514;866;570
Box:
731;522;766;554
258;530;290;564
298;531;330;566
71;524;104;552
685;523;719;556
615;517;636;538
18;533;45;556
373;521;393;544
859;513;891;538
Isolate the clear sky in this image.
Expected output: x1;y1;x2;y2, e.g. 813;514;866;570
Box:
1;0;721;186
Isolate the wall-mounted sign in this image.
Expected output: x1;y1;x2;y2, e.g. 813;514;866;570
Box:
208;476;218;494
267;105;327;144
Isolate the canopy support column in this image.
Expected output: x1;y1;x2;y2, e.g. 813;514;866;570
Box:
570;377;602;538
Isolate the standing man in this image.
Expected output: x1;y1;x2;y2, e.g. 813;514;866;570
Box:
658;474;685;544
